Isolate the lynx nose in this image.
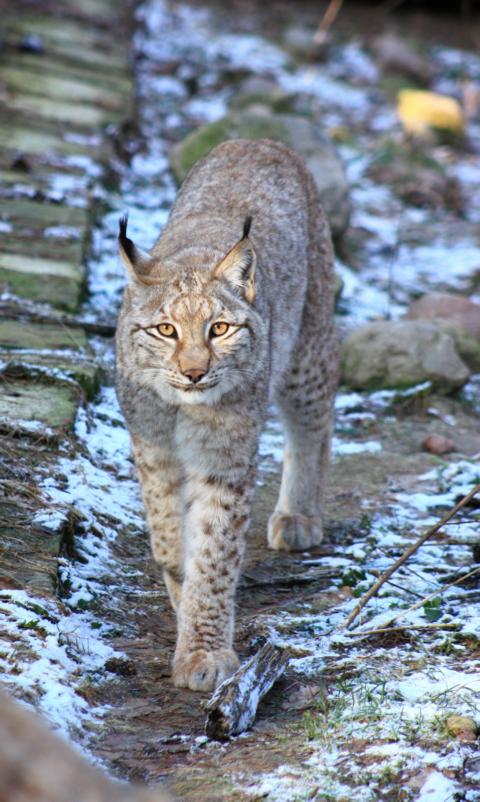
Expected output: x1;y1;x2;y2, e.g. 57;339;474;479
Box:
183;368;207;384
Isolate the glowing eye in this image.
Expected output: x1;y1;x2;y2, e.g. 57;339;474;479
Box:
210;322;229;338
158;323;177;338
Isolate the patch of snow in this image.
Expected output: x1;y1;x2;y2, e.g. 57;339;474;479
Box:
43;225;82;239
416;770;463;802
0;590;116;738
333;438;382;455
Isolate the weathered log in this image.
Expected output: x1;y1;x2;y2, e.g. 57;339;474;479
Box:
0;300;116;337
205;642;289;741
0;689;171;802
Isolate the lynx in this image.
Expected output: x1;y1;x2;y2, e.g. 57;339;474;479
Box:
115;138;338;692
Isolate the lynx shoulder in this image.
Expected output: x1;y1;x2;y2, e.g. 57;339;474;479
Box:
115;138;338;691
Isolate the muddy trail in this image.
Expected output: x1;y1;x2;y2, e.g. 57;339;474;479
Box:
1;1;480;800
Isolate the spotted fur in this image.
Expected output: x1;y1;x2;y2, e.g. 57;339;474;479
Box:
115;139;338;691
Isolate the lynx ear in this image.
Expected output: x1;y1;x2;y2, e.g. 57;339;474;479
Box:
118;215;154;285
214;216;256;303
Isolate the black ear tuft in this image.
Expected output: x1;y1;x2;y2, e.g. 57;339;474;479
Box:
242;215;253;239
118;214;135;262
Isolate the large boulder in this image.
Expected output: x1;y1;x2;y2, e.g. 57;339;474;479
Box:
169;111;350;236
341;320;470;393
406;292;480;371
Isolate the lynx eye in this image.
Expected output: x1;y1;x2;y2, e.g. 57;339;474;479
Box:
210;322;230;338
157;322;177;338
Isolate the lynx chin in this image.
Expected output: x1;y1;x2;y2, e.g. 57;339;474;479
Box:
115;138;338;691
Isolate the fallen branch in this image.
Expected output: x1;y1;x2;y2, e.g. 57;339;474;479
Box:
0;300;116;337
241;567;338;589
205;642;289;741
340;481;480;630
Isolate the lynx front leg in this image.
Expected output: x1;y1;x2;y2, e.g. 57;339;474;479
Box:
132;437;184;610
172;470;254;692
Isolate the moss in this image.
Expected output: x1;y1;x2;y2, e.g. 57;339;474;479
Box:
0;262;84;311
0;379;80;429
0;122;93;157
10;93;122;128
170;113;290;183
0;319;88;351
0;351;100;399
0;197;88;228
0;233;84;265
1;66;125;113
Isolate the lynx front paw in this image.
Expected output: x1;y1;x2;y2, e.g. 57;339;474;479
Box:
172;648;239;691
268;513;323;552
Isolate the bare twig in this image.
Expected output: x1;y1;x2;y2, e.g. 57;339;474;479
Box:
385;566;480;626
343;622;460;638
314;0;344;44
340;482;480;630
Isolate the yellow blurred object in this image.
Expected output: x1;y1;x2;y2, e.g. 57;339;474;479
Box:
397;89;464;136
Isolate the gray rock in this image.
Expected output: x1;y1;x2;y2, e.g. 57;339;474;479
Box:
230;77;293;113
371;32;433;85
279;115;350;236
434;321;480;372
170;111;350;236
341;320;470;393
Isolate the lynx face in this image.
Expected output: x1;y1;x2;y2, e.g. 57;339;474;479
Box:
126;274;263;406
119;216;266;406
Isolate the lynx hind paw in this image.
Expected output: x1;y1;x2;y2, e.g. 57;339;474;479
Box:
172;648;240;692
268;513;323;552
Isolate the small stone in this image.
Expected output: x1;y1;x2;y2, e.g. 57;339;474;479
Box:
17;34;45;55
422;434;455;455
445;715;478;742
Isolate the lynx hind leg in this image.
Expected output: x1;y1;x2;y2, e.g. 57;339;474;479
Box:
268;353;335;552
269;208;338;552
132;438;184;610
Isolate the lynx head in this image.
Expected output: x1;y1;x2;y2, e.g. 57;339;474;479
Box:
118;215;266;406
